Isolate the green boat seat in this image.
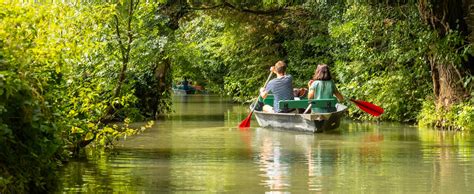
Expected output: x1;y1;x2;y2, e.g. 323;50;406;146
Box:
279;98;338;113
258;94;274;106
310;98;337;113
279;99;310;109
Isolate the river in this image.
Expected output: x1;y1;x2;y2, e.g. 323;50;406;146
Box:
56;95;474;193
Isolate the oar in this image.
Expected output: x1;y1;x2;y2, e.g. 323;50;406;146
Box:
238;72;273;128
350;99;384;117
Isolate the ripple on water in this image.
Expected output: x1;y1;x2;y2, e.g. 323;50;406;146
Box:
57;96;474;193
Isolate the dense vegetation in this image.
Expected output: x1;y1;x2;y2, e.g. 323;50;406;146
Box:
172;1;473;124
1;0;473;192
0;2;157;192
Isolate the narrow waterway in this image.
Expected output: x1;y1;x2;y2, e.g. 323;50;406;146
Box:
57;95;474;193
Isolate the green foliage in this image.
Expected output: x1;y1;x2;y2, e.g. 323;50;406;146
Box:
170;2;341;101
281;2;345;87
0;2;168;192
1;1;474;192
115;2;173;117
419;100;474;131
171;2;472;129
0;71;61;192
172;11;283;100
85;119;154;148
329;5;433;121
172;14;227;93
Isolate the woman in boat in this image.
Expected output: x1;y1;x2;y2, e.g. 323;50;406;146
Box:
307;64;344;112
259;60;294;113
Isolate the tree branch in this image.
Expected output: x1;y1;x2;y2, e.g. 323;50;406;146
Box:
126;0;136;57
221;1;285;15
114;15;126;61
185;1;286;15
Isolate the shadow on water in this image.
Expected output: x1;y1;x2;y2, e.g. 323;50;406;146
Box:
55;95;474;193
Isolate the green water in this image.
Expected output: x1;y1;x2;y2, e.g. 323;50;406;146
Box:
57;95;474;193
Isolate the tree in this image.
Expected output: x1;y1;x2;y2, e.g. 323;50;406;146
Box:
418;0;472;108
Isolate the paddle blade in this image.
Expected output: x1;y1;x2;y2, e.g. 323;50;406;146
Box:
350;99;384;117
238;112;253;128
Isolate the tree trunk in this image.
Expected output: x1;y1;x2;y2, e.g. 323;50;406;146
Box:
420;0;470;110
463;0;474;74
112;0;134;100
434;63;466;108
154;58;172;117
102;0;135;123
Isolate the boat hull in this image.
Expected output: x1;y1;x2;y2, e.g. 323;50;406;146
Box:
172;88;195;95
254;104;347;133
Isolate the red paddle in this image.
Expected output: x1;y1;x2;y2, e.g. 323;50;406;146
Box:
239;72;273;129
350;99;384;117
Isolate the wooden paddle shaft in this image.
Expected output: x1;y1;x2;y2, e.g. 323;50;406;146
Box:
250;72;273;111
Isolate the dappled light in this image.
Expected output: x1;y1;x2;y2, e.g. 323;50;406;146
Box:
1;0;473;193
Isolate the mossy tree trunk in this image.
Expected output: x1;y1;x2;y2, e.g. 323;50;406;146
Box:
429;58;468;108
419;0;471;110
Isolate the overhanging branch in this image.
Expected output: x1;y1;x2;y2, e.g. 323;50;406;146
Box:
185;1;286;15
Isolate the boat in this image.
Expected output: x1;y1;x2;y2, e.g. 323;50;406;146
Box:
172;84;207;95
253;95;347;133
172;88;195;95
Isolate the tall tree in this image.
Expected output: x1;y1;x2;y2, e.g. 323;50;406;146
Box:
418;0;472;109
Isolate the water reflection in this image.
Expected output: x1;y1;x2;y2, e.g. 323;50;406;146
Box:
255;128;291;190
251;127;387;192
56;96;474;193
418;129;473;193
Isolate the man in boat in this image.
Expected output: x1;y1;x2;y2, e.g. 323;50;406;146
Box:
259;60;294;113
182;77;189;91
307;64;344;112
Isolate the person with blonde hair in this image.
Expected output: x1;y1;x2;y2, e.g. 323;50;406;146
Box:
259;61;294;112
